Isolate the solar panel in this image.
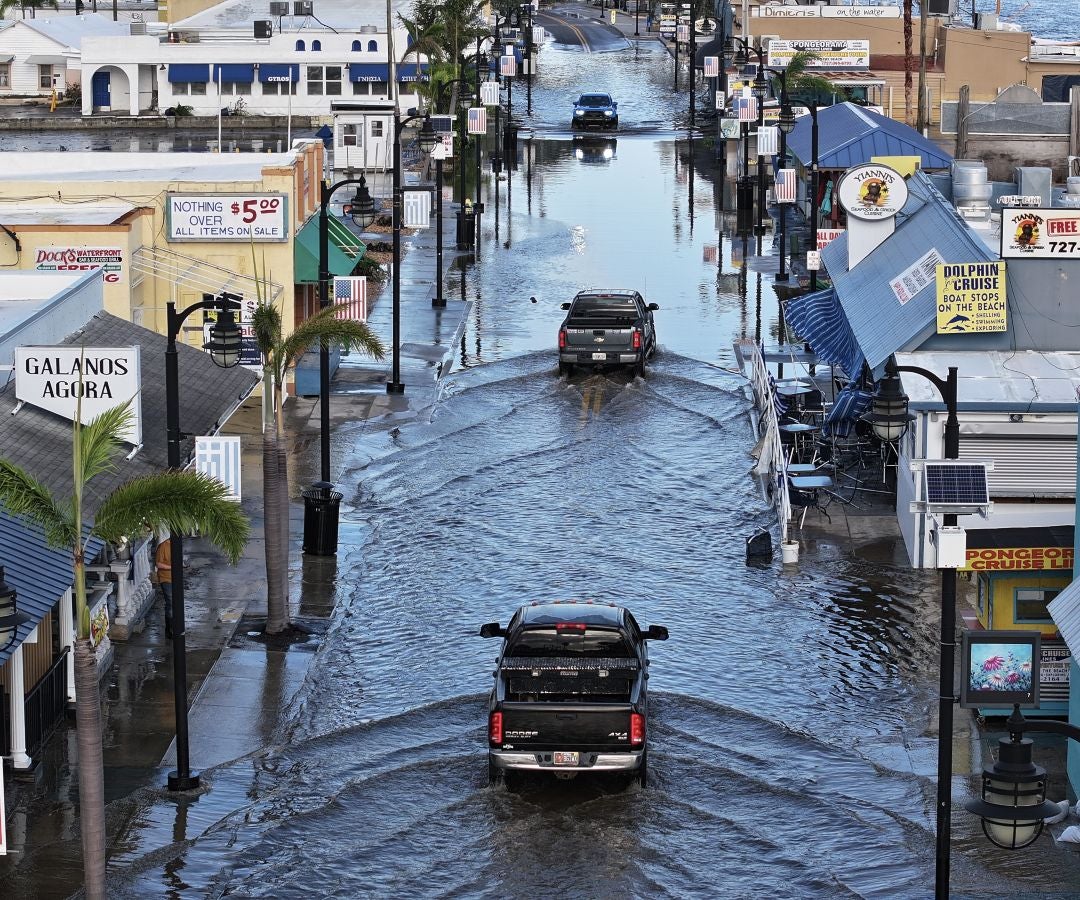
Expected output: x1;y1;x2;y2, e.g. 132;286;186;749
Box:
924;463;989;507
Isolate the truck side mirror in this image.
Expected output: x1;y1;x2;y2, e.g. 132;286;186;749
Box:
560;302;571;310
479;622;504;638
644;625;669;641
648;303;660;311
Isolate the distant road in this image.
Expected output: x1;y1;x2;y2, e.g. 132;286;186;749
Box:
537;7;630;53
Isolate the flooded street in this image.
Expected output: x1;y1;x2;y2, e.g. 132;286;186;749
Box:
7;25;1080;900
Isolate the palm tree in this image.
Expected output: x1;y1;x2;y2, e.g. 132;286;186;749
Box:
250;275;384;635
904;0;915;125
776;51;837;105
0;397;249;900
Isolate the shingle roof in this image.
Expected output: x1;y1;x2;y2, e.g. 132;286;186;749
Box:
0;511;104;669
786;102;953;171
0;311;257;515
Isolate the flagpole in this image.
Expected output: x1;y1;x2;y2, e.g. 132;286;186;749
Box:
287;68;293;149
217;68;222;152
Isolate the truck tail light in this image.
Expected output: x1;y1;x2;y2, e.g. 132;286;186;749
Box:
489;711;503;745
630;712;645;746
558;327;567;349
632;328;642;350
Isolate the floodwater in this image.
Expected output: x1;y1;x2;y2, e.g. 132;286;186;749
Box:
7;26;1080;900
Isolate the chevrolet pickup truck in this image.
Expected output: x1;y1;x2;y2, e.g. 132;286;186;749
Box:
558;289;659;377
480;601;668;786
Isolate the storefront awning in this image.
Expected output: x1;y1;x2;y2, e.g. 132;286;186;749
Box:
0;512;104;669
1048;582;1080;657
396;62;430;83
259;63;300;83
131;245;283;302
24;54;71;66
213;63;255;83
782;288;864;379
294;216;360;283
168;63;210;83
350;63;389;83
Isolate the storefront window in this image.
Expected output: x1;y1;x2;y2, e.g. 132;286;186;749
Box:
307;65;342;96
0;63;10;88
977;574;988;618
1014;588;1059;624
263;80;297;95
342;123;360;147
220;81;251;96
38;64;54;89
173;82;207;96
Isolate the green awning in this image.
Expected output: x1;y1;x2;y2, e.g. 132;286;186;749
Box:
294;216;359;284
327;216;364;260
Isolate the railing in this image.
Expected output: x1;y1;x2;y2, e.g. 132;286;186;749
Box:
24;647;70;759
747;342;791;543
0;687;10;756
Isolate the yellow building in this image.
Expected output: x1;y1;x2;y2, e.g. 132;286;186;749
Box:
0;141;357;370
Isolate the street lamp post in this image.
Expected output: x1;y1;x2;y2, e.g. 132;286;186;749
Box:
689;5;696;128
388;113;438;394
165;293;242;792
318;173;377;477
433;78;473;308
768;68;795;283
733;38;765;234
866;359;959;898
752;66;769;237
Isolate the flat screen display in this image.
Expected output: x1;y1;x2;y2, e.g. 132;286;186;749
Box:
960;630;1041;709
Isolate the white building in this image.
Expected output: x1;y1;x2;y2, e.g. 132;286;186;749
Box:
79;1;427;118
0;13;128;97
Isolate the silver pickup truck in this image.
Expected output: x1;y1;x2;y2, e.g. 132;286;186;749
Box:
557;289;659;377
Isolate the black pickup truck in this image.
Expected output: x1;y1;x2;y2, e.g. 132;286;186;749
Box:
480;601;668;786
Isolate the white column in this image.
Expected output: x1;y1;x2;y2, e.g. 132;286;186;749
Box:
8;644;32;770
60;587;75;708
127;65;141;116
81;69;93;116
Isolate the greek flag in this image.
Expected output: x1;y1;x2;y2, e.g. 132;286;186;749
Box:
403;191;431;228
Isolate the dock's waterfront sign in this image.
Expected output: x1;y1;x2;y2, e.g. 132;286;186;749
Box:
166;194;288;242
14;346;142;444
34;247;124;283
1000;208;1080;259
935;262;1007;333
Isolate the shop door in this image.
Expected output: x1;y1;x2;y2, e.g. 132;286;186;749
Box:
91;71;111;109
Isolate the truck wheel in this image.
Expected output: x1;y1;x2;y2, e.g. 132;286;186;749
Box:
635;355;646;379
488;759;502;787
559;361;574;377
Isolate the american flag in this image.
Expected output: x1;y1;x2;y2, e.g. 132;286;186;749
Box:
736;96;757;122
333;276;367;322
499;55;517;77
775;168;797;204
468;106;487;134
703;56;719;78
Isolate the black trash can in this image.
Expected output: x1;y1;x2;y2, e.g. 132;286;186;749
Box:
456;209;476;249
302;481;342;556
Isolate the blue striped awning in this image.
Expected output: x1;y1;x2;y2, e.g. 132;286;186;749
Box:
259;63;300;83
350;63;389;83
213;63;255;83
168;63;209;83
0;510;105;668
822;386;874;438
783;288;865;380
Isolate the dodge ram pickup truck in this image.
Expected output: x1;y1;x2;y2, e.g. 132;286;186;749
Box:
558;289;659;377
480;601;668;786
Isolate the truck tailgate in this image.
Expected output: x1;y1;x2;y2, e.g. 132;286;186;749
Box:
564;325;635;352
499;702;635;750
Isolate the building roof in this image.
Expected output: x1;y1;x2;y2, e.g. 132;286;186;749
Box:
894;350;1080;412
7;14;129;50
0;311;258;515
786;101;953;170
175;0;413;29
0;151;298;183
1048;584;1080;658
0;203;135;225
0;511;104;669
821;172;997;376
0;271;94;336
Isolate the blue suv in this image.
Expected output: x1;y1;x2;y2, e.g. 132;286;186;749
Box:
572;93;618;131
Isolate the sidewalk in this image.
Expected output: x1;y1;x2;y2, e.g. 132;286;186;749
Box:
0;197;473;896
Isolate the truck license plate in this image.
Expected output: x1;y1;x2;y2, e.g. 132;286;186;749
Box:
591;352;607;361
553;751;579;766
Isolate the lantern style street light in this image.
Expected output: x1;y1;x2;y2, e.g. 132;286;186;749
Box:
808;102;821;291
865;359;959;898
0;565;31;654
165;292;242;792
768;68;796;282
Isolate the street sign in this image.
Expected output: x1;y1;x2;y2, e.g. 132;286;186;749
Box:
806;250;821;271
430;143;449;160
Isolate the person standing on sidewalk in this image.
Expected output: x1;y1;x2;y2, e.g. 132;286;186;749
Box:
154;534;174;639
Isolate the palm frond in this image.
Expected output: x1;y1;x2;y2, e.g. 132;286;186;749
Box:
93;472;250;564
0;459;78;548
251;300;283;359
280;306;386;371
78;399;136;485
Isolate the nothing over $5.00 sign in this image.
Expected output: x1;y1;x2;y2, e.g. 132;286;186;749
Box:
167;194;288;242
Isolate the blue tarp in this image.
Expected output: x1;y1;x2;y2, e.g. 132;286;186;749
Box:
258;63;300;83
782;288;865;379
168;63;209;83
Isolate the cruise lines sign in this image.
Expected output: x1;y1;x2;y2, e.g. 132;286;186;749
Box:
166;194;289;242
